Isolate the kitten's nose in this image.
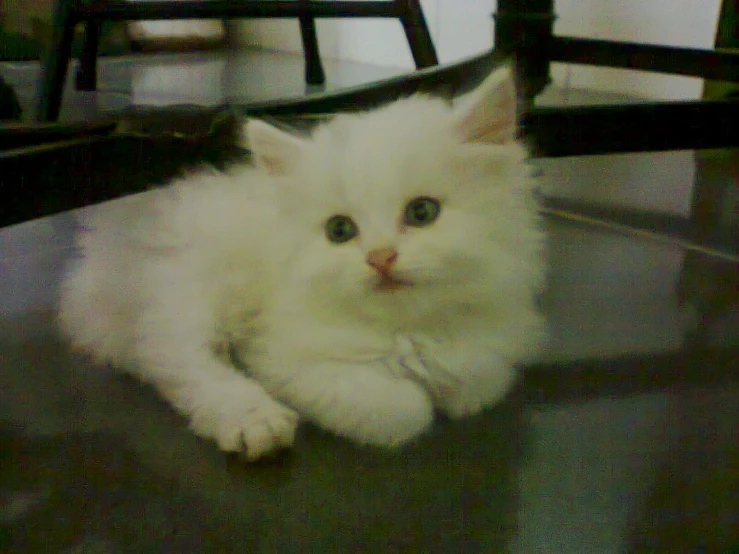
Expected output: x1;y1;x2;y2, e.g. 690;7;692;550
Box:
366;247;398;273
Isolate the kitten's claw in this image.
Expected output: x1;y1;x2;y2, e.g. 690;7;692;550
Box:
237;403;298;461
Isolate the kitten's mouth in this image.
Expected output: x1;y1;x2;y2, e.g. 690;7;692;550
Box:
372;275;414;292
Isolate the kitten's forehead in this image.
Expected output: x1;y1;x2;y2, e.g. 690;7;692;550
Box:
310;99;455;207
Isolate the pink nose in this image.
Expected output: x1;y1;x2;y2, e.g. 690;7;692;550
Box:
366;247;398;274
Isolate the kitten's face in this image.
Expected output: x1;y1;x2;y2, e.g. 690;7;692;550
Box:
247;66;538;322
277;132;517;303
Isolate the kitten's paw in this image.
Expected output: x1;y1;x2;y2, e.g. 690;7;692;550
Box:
341;380;434;447
435;389;488;420
188;385;299;461
435;373;517;420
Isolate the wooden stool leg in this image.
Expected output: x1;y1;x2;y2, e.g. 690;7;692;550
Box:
76;21;101;91
299;14;326;85
396;0;438;69
37;0;77;121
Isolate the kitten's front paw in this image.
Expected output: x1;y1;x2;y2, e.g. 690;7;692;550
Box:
436;371;517;420
335;379;434;448
187;384;299;461
435;388;488;420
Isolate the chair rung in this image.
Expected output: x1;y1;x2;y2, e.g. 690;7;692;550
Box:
551;37;739;84
77;1;400;21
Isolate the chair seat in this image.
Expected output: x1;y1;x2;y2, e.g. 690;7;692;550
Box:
37;0;438;121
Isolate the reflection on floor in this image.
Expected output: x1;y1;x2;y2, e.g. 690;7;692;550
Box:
1;49;737;553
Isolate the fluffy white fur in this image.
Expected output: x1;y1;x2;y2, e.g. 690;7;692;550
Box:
58;66;547;460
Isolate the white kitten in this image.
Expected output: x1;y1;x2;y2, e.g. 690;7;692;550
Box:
58;66;547;460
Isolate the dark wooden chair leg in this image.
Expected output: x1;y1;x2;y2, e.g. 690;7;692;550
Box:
493;0;555;103
299;14;326;85
396;0;438;69
76;21;101;91
37;0;77;121
0;75;23;120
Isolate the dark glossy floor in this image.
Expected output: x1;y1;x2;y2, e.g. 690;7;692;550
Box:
1;50;738;553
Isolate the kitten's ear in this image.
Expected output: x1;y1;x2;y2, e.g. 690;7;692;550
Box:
452;64;518;145
243;119;306;176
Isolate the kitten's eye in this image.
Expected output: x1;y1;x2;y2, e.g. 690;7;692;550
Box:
404;197;441;227
325;215;359;244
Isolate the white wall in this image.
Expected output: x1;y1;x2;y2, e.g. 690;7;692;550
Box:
236;0;495;68
126;0;224;41
551;0;722;99
237;0;723;99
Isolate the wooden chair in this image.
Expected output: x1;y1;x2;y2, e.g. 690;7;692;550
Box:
493;0;739;103
37;0;438;121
